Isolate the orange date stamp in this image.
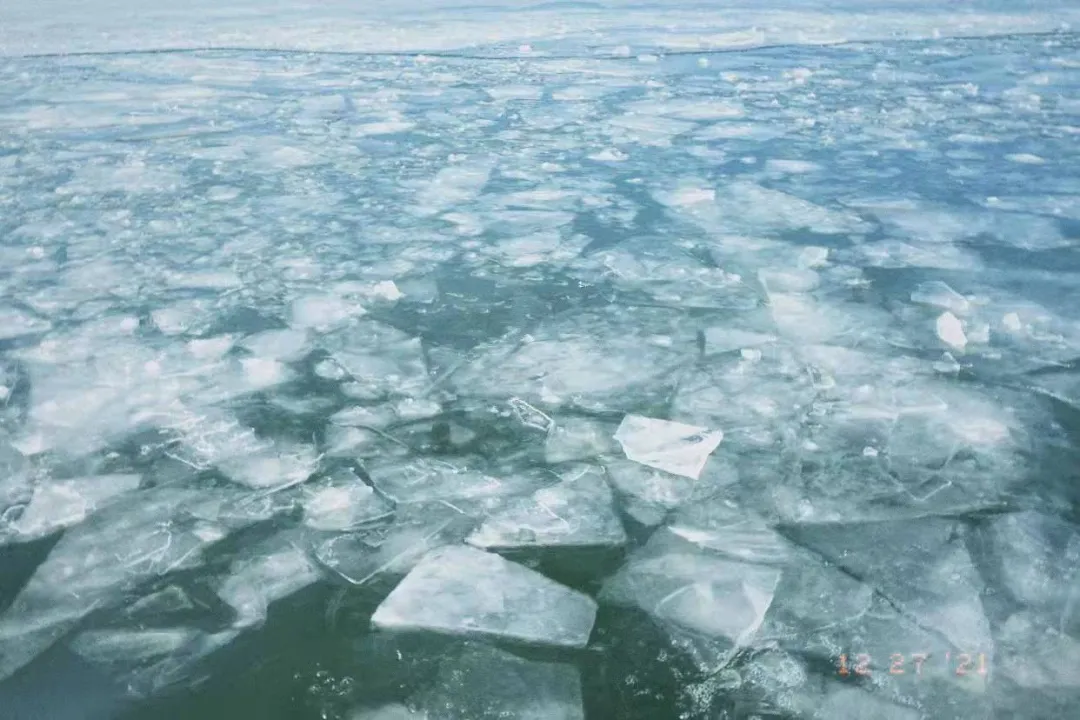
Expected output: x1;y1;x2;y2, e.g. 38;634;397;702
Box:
837;652;990;678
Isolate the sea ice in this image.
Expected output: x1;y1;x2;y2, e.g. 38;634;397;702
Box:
977;511;1080;635
408;643;584;720
935;311;968;350
0;488;243;682
911;280;970;315
6;473;141;541
217;539;321;628
613;415;723;481
544;416;620;464
302;468;394;532
371;545;597;648
601;528;781;652
467;465;626;551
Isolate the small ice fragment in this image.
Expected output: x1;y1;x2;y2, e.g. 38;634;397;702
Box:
1005;153;1045;165
369;281;403;301
702;328;776;356
241;357;288;387
935;312;967;351
290;294;365;331
0;386;9;402
740;348;762;362
509;397;553;432
314;358;347;380
1002;312;1023;332
188;336;234;360
371;545;597;648
797;246;829;269
613;415;723;480
911;281;970;315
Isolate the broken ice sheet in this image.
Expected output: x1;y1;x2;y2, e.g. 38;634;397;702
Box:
313;501;476;589
216;440;320;490
613;414;723;481
407;642;584;720
601;528;781;656
544;415;619;464
994;611;1080;690
976;511;1080;635
302;468;394;532
782;517;993;658
321;320;429;400
466;464;626;551
667;497;791;566
448;306;695;414
217;537;321;629
371;545;597;649
68;626;239;699
812;686;920;720
363;456;546;505
603;454;738;528
0;487;245;682
911;280;970;315
5;473;141;542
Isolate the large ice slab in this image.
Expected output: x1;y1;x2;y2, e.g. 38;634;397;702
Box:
467;465;625;551
601;528;781;653
0;487;249;681
371;545;597;648
976;511;1080;635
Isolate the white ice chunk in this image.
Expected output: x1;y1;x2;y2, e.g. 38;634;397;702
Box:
936;311;968;350
797;246;829;269
371;545;597;648
544;416;619;464
467;466;626;551
10;474;141;540
601;528;781;648
415;160;493;216
303;470;393;532
614;415;723;481
289;294;366;332
911;281;970;315
218;442;319;490
240;328;312;362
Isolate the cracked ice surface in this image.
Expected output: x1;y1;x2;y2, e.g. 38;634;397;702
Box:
0;12;1079;719
371;545;598;648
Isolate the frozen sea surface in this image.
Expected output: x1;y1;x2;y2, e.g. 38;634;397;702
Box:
1;2;1080;718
